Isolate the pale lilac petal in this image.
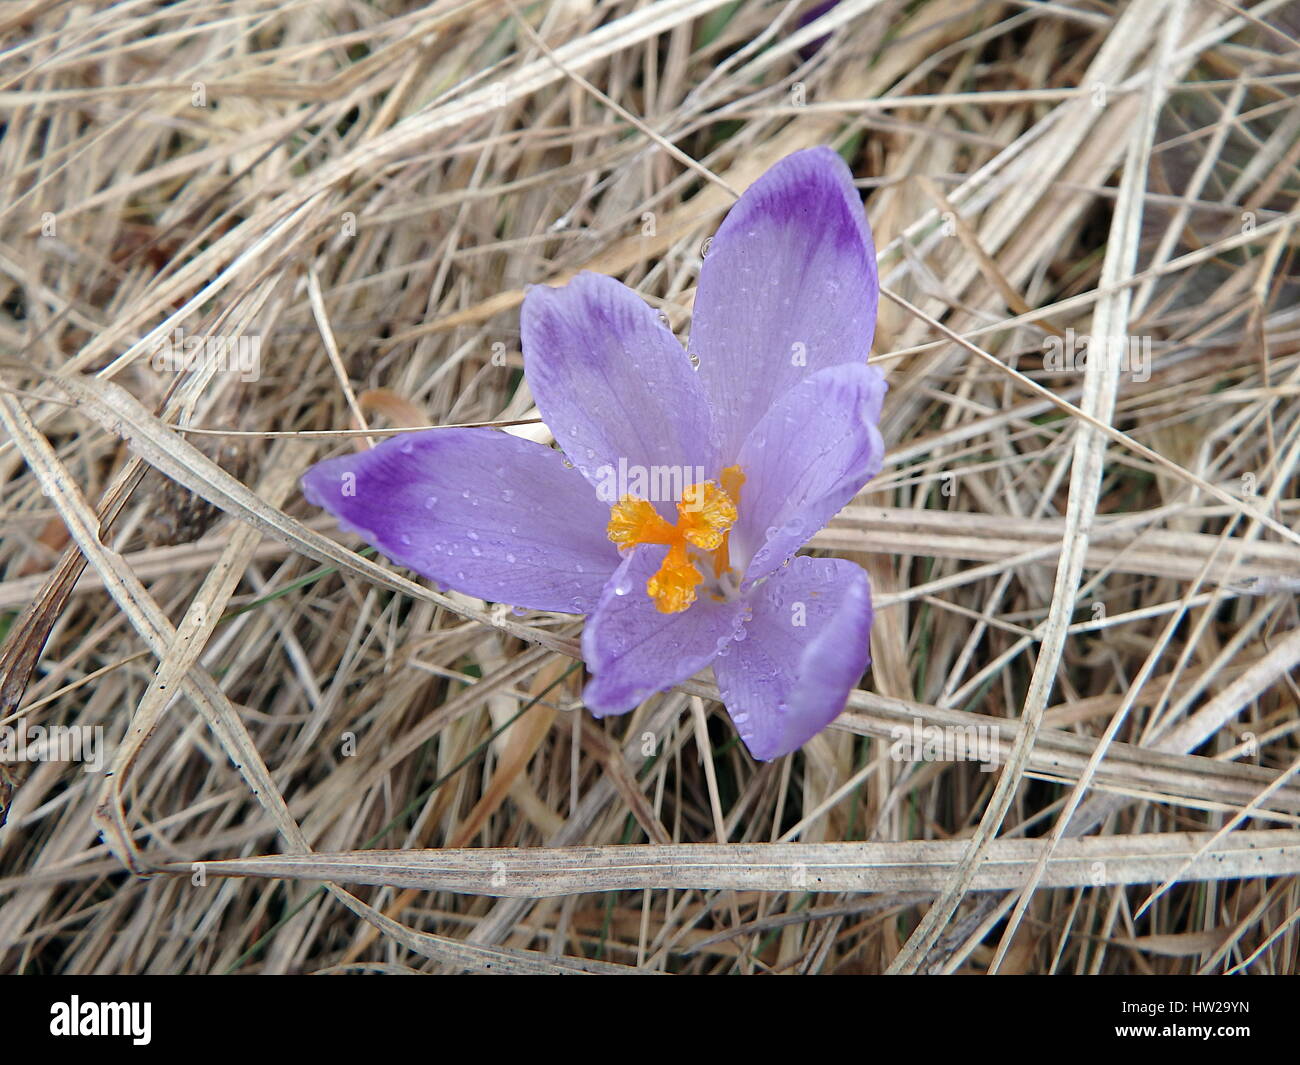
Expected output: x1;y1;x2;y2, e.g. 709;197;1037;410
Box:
522;272;716;507
797;0;839;60
582;547;745;715
729;363;886;582
301;428;619;613
715;557;872;760
692;146;878;461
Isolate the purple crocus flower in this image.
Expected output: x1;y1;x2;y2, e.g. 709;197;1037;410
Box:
797;0;840;61
302;146;886;760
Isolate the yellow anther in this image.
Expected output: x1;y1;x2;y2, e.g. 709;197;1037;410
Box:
645;542;703;614
605;466;744;614
713;466;746;580
607;496;676;548
677;481;737;550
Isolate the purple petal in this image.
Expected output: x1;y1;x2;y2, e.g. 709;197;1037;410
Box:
797;0;839;61
301;428;619;613
716;557;872;760
522;272;717;508
730;363;886;582
582;547;745;715
692;146;878;461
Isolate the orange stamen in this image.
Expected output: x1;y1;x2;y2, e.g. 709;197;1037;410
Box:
606;466;745;614
713;466;747;580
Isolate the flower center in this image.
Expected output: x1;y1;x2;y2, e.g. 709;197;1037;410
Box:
606;466;746;614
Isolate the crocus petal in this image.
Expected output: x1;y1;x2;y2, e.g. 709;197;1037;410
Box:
796;0;839;61
715;556;872;760
691;146;878;461
301;428;619;613
729;362;886;582
522;272;716;507
582;547;745;715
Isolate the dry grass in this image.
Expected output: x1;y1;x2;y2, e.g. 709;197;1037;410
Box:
1;0;1299;974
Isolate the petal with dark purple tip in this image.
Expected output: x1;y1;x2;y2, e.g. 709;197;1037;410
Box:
691;146;878;461
715;556;872;760
582;547;745;715
522;272;716;505
796;0;839;61
729;362;886;582
301;428;619;614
